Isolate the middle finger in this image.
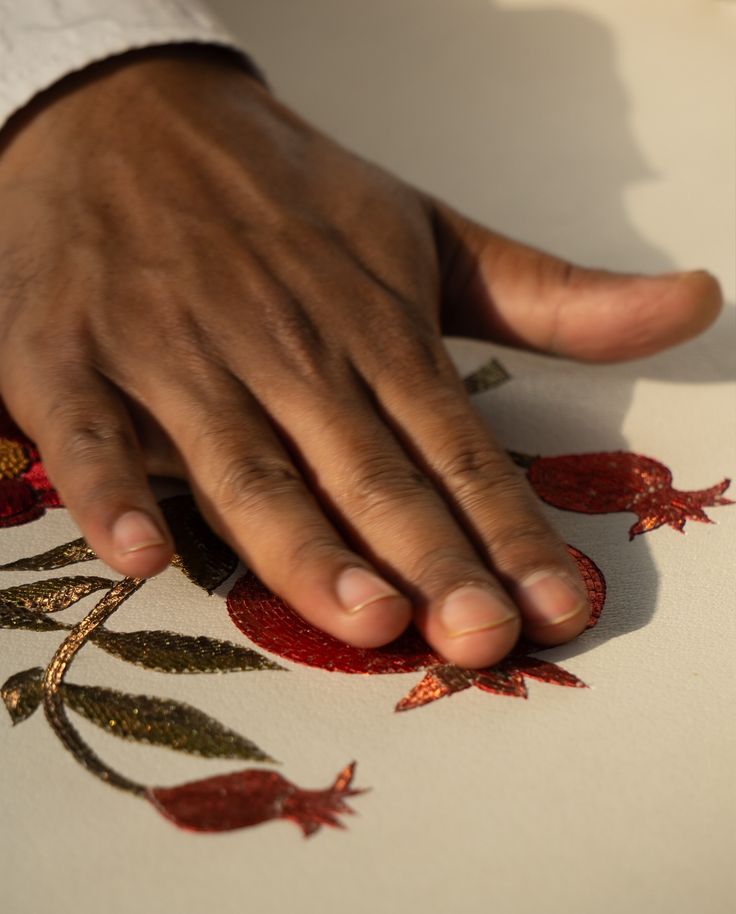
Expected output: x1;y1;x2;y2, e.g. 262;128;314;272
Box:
260;375;525;668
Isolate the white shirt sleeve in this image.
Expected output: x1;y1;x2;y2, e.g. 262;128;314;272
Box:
0;0;252;129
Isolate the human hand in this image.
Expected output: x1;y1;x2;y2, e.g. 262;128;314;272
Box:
0;48;721;668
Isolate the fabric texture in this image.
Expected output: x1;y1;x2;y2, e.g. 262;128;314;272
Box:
0;0;247;128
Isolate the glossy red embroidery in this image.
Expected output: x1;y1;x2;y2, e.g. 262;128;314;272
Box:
396;657;588;710
521;451;732;538
227;545;606;711
149;762;363;836
0;403;61;527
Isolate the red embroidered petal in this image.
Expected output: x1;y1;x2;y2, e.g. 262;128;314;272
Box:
629;513;673;538
21;461;61;505
395;667;472;712
512;657;587;689
704;478;734;506
627;479;732;539
227;572;439;674
565;544;606;630
36;489;63;509
0;479;45;527
473;666;528;698
148;762;365;836
282;762;365;837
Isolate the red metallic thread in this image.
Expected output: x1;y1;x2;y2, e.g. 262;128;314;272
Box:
0;401;62;527
527;451;732;538
0;478;46;527
227;574;439;674
227;546;606;710
148;762;364;836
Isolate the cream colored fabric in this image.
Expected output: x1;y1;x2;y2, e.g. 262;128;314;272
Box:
0;0;240;126
1;2;734;914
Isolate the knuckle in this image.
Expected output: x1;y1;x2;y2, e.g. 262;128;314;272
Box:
407;545;485;595
286;532;345;570
435;441;532;513
345;457;433;518
258;291;328;384
369;325;448;391
21;325;85;366
212;454;303;515
441;446;519;494
76;475;144;509
486;522;557;566
56;413;135;466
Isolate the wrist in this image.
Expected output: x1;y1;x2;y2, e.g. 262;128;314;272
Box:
0;44;266;170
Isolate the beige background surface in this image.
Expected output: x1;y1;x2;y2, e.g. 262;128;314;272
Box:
2;2;735;913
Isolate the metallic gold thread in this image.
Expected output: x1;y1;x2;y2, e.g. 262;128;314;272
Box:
163;496;238;593
62;683;274;762
0;439;29;479
0;576;113;613
0;537;96;571
88;628;285;674
42;578;147;796
462;358;510;395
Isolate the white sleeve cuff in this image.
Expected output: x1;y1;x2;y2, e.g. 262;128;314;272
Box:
0;1;254;129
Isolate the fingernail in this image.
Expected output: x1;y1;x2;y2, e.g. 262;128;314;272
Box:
440;586;518;638
518;571;588;626
113;510;166;555
336;567;404;615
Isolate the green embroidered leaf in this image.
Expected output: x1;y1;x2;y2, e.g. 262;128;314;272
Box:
89;628;284;674
0;604;67;631
161;495;238;592
0;538;97;571
63;683;275;761
463;358;510;395
0;576;113;613
1;667;44;724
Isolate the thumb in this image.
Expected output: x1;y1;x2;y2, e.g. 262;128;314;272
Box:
432;200;722;362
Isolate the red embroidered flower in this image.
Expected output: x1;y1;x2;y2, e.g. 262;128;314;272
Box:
0;403;61;527
227;546;606;711
516;450;732;539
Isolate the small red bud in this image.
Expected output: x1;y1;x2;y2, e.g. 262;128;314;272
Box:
148;762;365;836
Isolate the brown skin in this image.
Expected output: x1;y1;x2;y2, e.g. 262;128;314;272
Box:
0;48;721;668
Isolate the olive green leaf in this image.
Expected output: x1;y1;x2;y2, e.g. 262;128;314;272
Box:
1;667;44;724
63;683;275;761
462;357;510;395
89;628;284;674
0;604;67;631
0;537;97;572
0;576;114;613
161;495;238;592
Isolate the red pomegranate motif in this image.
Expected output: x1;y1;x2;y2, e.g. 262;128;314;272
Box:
227;546;606;710
514;450;732;539
0;401;61;528
148;762;363;836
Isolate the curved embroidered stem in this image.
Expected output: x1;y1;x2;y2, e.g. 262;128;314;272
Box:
42;577;146;796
